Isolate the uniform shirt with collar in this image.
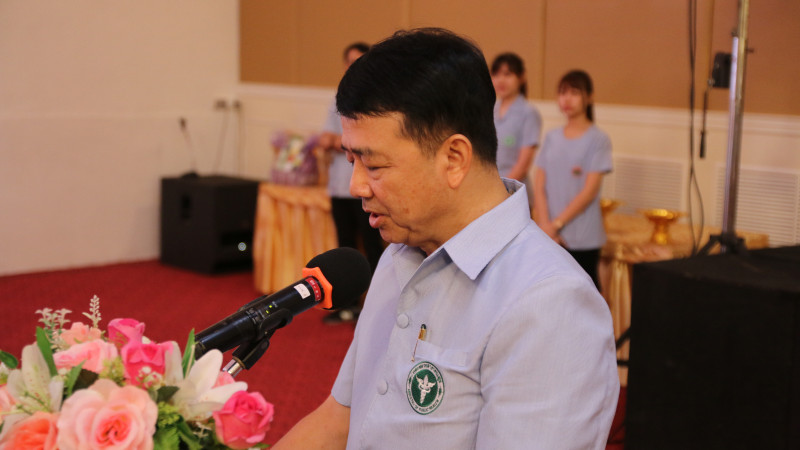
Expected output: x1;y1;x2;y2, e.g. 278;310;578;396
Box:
331;178;619;449
322;99;355;199
534;125;613;250
494;94;542;184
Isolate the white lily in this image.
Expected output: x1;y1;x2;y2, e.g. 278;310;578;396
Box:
170;349;246;421
5;344;63;413
0;344;64;440
162;341;184;386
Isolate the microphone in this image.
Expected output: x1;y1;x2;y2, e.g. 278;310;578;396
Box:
194;247;372;357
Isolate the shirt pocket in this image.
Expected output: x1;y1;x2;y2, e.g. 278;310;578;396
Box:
413;340;469;368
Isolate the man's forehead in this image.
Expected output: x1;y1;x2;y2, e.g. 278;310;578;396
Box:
340;114;406;153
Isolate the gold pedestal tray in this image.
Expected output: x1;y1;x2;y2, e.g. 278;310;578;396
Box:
640;209;684;245
601;199;623;231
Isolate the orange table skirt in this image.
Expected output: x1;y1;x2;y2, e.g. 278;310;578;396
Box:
252;183;338;294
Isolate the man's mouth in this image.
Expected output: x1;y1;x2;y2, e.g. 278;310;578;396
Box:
366;210;383;228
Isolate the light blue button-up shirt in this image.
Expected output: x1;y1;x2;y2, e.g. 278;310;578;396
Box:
332;179;619;449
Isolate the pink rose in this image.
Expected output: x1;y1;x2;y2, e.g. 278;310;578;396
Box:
53;339;119;373
108;318;145;349
60;321;103;347
56;378;157;450
121;340;173;387
214;371;236;388
213;391;274;449
0;411;58;450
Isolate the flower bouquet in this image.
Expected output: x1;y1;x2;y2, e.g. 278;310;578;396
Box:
0;296;274;449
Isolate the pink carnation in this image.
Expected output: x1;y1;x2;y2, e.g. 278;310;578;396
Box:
107;318;145;349
0;411;59;450
53;339;119;373
56;379;157;450
59;321;102;347
121;340;173;388
213;391;274;449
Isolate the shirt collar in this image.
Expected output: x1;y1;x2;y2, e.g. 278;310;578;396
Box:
494;94;527;117
440;178;530;280
389;178;530;287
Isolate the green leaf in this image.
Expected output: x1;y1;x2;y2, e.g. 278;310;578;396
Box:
177;421;203;450
153;425;180;450
35;327;58;377
63;361;86;397
0;350;19;369
156;385;179;403
182;329;196;377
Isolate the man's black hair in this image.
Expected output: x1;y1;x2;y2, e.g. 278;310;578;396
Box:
336;28;497;163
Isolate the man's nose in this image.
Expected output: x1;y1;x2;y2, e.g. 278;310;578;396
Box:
349;160;372;199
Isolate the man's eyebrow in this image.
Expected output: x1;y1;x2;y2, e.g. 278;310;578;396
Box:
341;146;373;157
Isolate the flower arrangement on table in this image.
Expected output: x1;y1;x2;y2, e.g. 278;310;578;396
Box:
0;296;274;449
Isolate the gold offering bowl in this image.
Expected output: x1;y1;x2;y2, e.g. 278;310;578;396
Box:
600;198;623;217
640;209;684;245
600;199;623;231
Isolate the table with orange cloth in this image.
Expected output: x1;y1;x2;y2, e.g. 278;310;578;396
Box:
252;183;338;294
598;213;769;385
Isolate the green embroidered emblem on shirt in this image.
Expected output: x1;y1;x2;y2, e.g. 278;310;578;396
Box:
503;135;516;147
406;361;444;415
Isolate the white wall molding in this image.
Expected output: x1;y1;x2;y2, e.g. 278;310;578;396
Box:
237;83;800;245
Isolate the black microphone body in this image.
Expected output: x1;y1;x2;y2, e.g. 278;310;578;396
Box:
195;276;324;356
194;247;372;358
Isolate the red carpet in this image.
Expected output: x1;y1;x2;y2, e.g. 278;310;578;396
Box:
0;260;355;444
0;261;625;446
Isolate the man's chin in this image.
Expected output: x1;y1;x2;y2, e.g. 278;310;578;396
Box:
377;226;405;246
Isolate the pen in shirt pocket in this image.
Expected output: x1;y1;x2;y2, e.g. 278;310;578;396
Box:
412;324;427;362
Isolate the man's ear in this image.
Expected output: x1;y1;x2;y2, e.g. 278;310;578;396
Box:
439;134;472;189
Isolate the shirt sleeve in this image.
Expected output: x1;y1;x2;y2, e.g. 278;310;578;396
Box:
475;274;620;449
588;129;613;174
521;106;543;148
533;131;552;169
331;331;357;407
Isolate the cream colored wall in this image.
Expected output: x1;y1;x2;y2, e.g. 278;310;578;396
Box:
0;1;240;275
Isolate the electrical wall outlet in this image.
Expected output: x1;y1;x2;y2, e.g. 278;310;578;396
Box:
213;98;229;110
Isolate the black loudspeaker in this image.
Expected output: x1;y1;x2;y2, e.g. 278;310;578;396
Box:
626;246;800;449
160;175;259;273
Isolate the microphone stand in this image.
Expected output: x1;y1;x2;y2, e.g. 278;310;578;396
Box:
222;308;294;377
700;0;750;256
223;329;276;377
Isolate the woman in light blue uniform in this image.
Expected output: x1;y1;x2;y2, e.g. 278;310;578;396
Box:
533;70;612;288
490;53;542;201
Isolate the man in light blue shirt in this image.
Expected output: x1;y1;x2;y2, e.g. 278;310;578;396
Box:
275;28;619;449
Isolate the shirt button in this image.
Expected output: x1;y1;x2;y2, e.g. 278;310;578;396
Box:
396;314;409;328
377;379;388;395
